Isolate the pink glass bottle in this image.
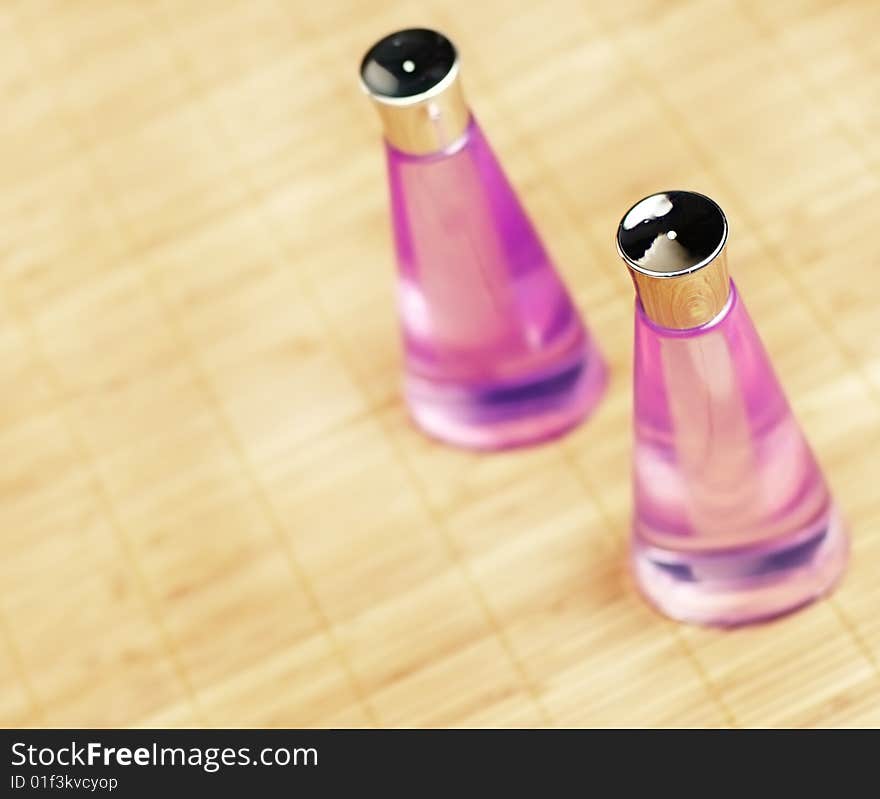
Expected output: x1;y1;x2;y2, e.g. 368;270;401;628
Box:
616;190;848;625
360;29;606;449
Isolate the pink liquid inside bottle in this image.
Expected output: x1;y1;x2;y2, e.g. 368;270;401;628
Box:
619;191;847;625
362;29;606;449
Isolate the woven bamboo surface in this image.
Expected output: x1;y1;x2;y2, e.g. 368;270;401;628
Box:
2;0;879;728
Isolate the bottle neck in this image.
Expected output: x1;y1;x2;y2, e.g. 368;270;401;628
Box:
629;249;731;330
370;71;470;156
385;116;474;162
636;279;737;337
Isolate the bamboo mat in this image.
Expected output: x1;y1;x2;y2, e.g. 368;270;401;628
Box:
1;0;879;729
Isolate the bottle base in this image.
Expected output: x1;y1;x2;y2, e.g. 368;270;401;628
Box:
632;507;849;627
405;348;607;451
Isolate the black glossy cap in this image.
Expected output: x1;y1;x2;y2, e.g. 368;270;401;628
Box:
617;190;728;275
360;28;457;101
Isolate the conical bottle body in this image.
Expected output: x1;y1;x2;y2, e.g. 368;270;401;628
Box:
387;118;606;449
631;282;847;624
